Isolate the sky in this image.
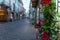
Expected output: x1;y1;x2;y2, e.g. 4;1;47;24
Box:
22;0;30;13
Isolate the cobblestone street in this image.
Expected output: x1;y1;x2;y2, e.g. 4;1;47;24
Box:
0;19;36;40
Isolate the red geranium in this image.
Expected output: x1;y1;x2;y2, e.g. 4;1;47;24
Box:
40;19;46;25
34;19;46;28
34;24;39;28
41;32;50;40
41;0;51;5
39;30;43;33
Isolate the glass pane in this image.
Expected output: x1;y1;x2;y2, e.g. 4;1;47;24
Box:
58;8;60;13
58;3;60;6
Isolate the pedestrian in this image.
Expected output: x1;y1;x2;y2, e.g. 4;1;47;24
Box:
10;13;13;22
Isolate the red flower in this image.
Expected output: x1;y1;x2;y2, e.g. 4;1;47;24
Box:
38;22;41;26
41;0;51;5
34;19;46;28
34;24;39;28
41;32;50;40
38;21;41;25
40;19;46;25
39;30;43;33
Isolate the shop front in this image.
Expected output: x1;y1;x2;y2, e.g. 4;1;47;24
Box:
0;4;9;22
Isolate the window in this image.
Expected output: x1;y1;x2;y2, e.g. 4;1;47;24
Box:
58;0;60;13
58;3;60;6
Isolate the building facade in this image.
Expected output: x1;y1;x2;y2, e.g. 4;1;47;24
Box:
0;0;25;22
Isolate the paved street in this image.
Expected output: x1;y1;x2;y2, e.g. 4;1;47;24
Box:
0;18;36;40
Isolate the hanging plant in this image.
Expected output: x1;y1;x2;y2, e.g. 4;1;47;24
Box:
34;0;60;40
41;0;51;5
40;0;60;40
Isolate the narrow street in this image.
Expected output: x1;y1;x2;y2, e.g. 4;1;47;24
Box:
0;18;36;40
0;0;59;40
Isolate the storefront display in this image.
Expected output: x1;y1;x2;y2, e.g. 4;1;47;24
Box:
0;4;9;22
